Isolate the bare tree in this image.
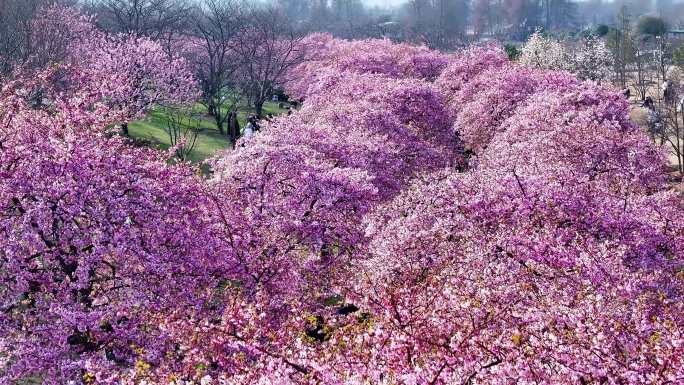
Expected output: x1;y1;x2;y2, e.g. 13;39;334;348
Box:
329;0;368;38
276;0;312;24
190;0;242;142
632;40;653;101
402;0;468;49
471;0;494;37
542;0;576;30
234;4;306;118
607;6;633;88
0;0;60;76
88;0;191;40
162;105;201;161
307;0;331;31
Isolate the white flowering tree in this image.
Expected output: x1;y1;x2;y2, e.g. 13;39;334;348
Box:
568;35;614;83
520;31;614;83
519;30;566;71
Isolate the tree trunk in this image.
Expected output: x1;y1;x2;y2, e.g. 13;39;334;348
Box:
681;113;684;174
216;120;224;136
255;100;264;119
214;113;225;135
121;122;129;136
228;112;241;144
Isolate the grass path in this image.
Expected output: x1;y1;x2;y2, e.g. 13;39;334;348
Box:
129;101;290;162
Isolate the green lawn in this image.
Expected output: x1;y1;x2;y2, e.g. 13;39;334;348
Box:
129;101;291;162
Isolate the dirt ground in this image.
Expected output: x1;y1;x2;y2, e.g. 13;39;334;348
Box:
628;100;683;187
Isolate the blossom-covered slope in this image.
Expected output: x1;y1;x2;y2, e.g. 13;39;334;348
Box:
1;22;683;385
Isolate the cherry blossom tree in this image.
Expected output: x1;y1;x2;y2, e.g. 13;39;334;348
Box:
286;33;450;100
435;43;510;102
0;81;225;384
24;5;199;135
4;23;684;385
26;4;98;73
66;32;198;135
169;67;464;384
347;168;683;384
451;65;578;152
206;69;461;306
519;30;614;83
519;30;567;70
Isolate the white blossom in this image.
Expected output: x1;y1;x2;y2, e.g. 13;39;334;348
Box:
519;30;566;71
520;31;613;83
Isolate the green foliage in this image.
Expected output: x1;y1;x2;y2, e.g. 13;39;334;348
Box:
637;15;668;37
504;43;521;61
595;24;610;37
323;294;343;306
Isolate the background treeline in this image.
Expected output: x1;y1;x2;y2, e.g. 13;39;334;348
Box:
5;0;684;55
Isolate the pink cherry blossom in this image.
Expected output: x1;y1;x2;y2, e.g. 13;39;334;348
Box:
287;33;450;100
0;92;224;384
3;17;684;384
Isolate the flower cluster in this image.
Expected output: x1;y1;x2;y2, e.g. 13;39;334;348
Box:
286;33;450;100
17;5;198;130
345;43;683;385
0;84;223;385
